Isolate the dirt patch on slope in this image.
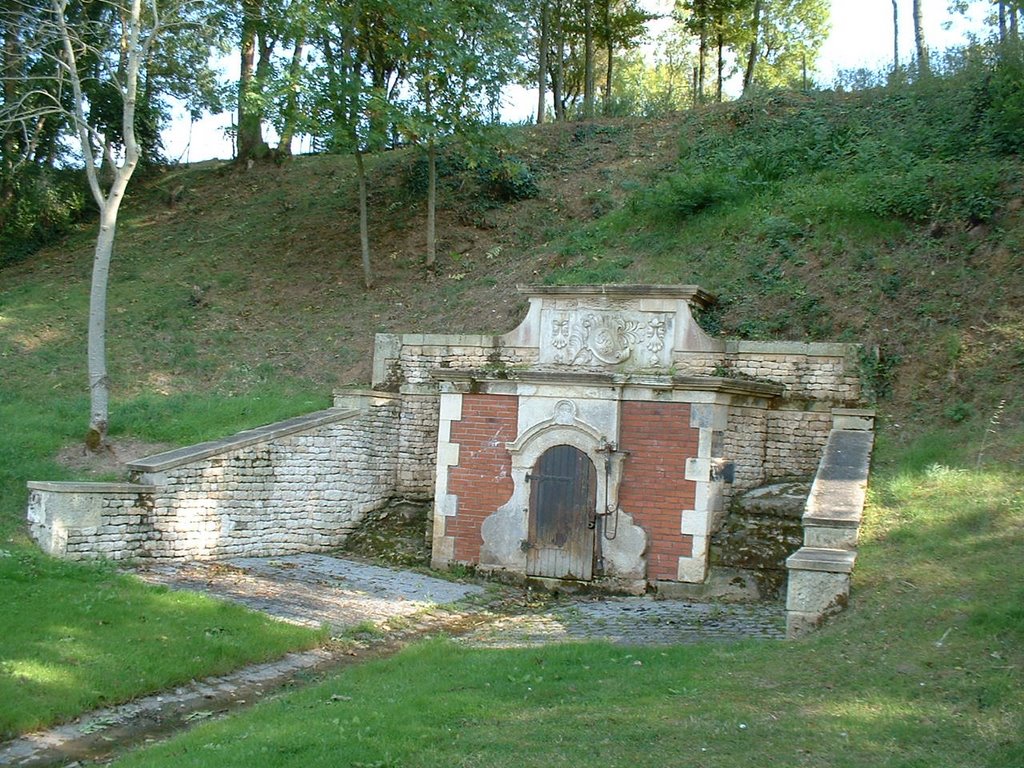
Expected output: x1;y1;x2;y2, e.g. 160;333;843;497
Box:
56;438;175;480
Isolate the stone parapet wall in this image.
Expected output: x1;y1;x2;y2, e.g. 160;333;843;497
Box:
722;341;861;402
374;334;533;391
27;396;400;562
786;409;875;636
373;336;531;500
131;400;399;560
27;482;158;561
395;389;441;499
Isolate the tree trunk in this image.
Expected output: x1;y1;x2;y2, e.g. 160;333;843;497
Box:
999;1;1007;43
2;16;18;205
355;147;372;288
553;0;565;121
86;205;116;449
696;0;706;103
54;0;142;448
537;0;548;124
237;0;264;161
276;39;305;156
891;0;899;73
604;35;613;114
426;139;436;270
583;0;595;118
716;32;723;102
912;0;928;75
743;0;761;94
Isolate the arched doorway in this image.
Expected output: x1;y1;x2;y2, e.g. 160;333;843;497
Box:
526;444;597;580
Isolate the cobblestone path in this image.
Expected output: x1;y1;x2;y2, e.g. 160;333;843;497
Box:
134;554;785;645
135;553;487;630
459;596;785;647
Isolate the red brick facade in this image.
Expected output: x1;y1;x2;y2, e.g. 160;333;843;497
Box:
618;401;698;581
446;394;518;562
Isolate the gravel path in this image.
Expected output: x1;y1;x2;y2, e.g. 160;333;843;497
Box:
133;554;784;645
459;596;785;647
135;553;487;631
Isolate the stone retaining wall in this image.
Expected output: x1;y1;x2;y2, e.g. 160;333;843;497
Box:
27;482;159;560
27;394;400;562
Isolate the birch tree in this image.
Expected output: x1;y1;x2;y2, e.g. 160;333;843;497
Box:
913;0;928;74
1;0;208;447
59;0;149;448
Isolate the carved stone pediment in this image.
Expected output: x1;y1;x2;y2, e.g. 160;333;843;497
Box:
542;309;673;369
499;285;723;369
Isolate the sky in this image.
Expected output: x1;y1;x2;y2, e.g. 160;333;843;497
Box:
160;0;992;163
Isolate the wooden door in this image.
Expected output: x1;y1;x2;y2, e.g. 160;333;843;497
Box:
526;445;597;580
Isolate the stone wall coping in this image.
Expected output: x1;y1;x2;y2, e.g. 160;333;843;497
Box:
431;368;618;387
803;516;860;529
127;407;359;473
27;481;160;494
786;546;857;573
832;408;876;417
725;340;858;357
516;283;716;308
803;430;874;526
429;368;784;398
397;332;500;347
671;375;784;398
332;388;402;403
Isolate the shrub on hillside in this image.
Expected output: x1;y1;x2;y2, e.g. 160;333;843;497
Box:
856;158;1004;224
984;42;1024;153
401;143;538;204
0;166;85;266
477;154;539;202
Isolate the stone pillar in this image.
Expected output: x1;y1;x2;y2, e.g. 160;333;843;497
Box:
430;390;463;568
785;547;856;637
679;401;728;583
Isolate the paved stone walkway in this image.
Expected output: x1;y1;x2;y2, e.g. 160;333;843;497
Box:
460;596;785;647
133;554;784;646
135;553;487;632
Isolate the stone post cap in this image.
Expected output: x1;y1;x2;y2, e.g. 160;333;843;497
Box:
785;547;857;574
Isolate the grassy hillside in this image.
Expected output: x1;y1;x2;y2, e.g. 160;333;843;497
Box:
1;67;1022;744
4;83;1021;449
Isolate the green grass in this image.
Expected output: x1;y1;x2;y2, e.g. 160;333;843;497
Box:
0;386;330;740
107;436;1023;768
0;344;329;738
0;552;324;739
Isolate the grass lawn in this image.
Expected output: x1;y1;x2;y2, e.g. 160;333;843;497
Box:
0;552;325;738
108;435;1023;768
0;389;329;740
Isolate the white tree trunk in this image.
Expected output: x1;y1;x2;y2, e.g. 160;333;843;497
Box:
55;0;144;448
912;0;928;74
86;205;117;448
